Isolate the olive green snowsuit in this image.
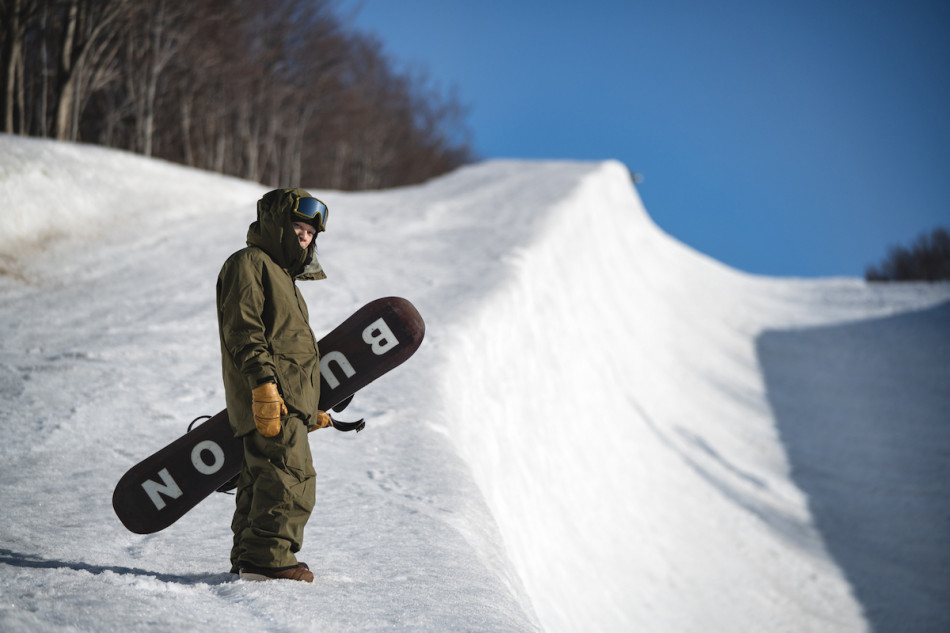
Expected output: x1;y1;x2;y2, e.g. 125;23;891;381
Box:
216;188;326;572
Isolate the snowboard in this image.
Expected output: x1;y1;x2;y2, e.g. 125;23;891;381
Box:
112;296;425;534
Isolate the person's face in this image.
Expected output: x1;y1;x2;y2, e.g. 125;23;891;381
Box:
292;221;316;249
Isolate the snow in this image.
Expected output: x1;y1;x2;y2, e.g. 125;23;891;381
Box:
1;134;948;633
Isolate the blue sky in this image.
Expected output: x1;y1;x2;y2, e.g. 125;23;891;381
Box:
340;0;950;277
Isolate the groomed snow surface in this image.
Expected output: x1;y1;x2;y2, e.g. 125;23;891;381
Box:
1;135;948;633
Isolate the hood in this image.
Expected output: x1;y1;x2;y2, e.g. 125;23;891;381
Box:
246;188;327;280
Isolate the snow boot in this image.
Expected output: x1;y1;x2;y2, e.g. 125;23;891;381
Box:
239;562;313;583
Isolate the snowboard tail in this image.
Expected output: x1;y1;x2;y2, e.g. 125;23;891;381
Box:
112;297;425;534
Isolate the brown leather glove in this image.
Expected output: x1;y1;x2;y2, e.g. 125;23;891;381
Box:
251;382;287;437
308;410;332;432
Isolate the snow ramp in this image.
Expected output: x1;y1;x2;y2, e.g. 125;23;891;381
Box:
431;160;950;633
1;136;949;633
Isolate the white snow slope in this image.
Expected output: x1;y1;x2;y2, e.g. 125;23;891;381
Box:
1;135;948;633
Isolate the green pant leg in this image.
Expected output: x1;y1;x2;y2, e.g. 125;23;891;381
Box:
229;464;254;573
231;416;316;570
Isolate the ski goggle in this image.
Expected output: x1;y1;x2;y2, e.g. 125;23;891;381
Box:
292;196;329;232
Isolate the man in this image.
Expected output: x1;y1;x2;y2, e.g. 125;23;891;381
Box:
216;188;332;583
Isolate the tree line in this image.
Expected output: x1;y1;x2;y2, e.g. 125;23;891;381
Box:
1;0;474;190
865;227;950;282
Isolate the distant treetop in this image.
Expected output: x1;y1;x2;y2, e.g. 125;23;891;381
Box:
865;227;950;282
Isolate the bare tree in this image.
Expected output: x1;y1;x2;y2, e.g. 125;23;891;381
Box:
1;0;36;133
53;0;131;140
117;0;185;156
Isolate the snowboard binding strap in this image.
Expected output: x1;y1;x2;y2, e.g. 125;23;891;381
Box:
329;415;365;432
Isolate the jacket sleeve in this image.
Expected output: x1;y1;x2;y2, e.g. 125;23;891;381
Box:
216;253;276;387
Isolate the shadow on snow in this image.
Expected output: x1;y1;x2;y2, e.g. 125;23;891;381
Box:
757;300;950;633
0;548;234;585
